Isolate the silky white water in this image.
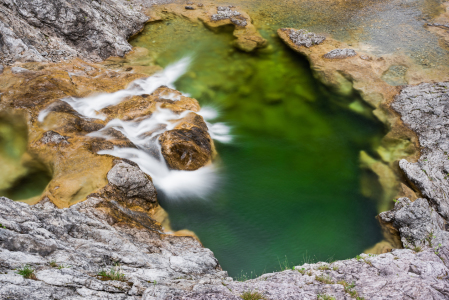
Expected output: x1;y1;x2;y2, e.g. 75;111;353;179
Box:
39;58;231;200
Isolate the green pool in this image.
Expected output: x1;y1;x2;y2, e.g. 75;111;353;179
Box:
130;17;385;278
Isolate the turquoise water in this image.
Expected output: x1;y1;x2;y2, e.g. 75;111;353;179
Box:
130;18;384;277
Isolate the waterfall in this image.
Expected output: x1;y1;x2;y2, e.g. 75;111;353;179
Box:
39;58;231;200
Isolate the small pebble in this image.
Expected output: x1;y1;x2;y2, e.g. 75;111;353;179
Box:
185;6;195;10
197;3;203;7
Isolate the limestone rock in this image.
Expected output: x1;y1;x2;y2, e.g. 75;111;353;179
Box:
1;196;448;299
280;28;326;48
107;161;157;202
392;82;449;219
0;0;149;65
379;197;449;248
323;48;357;59
0;196;225;299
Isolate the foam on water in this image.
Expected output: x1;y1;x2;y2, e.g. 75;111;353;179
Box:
98;147;219;200
38;57;231;201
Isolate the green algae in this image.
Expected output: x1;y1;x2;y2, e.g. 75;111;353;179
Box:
131;17;386;277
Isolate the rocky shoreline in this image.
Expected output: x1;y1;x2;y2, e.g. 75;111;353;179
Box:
1;0;449;299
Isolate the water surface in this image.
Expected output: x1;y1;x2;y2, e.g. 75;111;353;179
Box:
130;17;385;277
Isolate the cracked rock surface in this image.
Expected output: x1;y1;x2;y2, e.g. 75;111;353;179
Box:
0;0;149;65
1;196;448;299
0;196;226;299
392;82;449;220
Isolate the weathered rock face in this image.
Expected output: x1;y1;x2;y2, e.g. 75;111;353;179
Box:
1;196;448;299
392;82;449;220
379;197;449;249
0;0;149;65
0;196;226;299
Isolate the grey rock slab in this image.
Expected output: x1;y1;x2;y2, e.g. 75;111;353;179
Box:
323;48;357;59
1;195;448;299
379;197;448;248
282;28;326;48
107;161;157;202
392;82;449;219
0;0;149;65
0;196;225;299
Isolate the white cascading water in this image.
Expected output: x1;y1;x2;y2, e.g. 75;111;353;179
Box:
39;58;231;200
38;57;191;122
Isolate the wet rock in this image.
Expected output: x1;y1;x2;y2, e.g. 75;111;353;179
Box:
382;65;408;86
185;6;195;10
160;4;266;52
280;28;326;48
323;48;356;59
0;0;149;65
160;113;212;171
40;131;69;145
392;82;449;220
360;55;371;60
107;161;156;202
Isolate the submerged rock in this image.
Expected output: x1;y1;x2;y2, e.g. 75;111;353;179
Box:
158;4;267;52
323;48;357;59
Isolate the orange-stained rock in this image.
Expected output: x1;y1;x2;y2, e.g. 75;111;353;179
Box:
159;112;213;171
154;2;267;52
0;59;215;214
